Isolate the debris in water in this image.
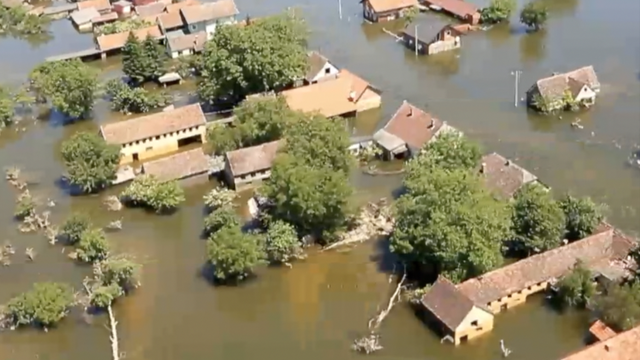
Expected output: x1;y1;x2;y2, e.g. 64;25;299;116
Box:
104;196;123;211
106;220;123;231
352;334;383;354
25;247;36;261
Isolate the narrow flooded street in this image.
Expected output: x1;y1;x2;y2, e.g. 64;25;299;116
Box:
0;0;639;359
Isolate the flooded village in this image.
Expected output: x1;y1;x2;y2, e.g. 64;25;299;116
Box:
1;0;640;359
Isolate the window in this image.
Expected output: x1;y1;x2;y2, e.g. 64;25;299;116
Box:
324;67;331;74
471;320;478;327
155;136;160;140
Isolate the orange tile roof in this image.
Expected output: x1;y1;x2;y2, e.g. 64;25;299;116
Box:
100;104;206;145
165;0;200;13
367;0;418;13
77;0;111;12
337;69;374;101
142;148;210;181
225;140;282;177
157;11;184;28
281;77;358;118
589;320;617;342
425;0;479;18
560;325;640;360
382;101;443;150
96;25;163;51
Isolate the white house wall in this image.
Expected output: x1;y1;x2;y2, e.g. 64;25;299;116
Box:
311;62;340;83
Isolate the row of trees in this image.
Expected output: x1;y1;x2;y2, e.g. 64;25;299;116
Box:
481;0;549;31
1;214;141;329
198;12;309;104
391;132;605;283
0;5;50;36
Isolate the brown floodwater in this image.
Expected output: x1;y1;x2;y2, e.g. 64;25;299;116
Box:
1;0;639;359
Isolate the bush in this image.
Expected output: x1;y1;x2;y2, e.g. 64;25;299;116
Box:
556;261;596;308
96;255;141;292
559;194;606;241
105;79;169;114
3;282;74;328
594;282;640;331
206;225;266;282
204;206;239;235
520;2;548;30
480;0;516;24
120;175;185;213
265;220;302;264
60;213;92;245
14;190;35;219
89;283;123;309
203;187;237;210
75;228;110;263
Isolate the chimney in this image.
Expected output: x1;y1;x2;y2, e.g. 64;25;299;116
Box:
480;162;486;174
604;345;610;351
428;118;434;129
193;34;198;47
348;91;356;102
408;107;413;117
505;159;511;167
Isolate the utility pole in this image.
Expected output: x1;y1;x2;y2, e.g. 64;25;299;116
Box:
339;0;342;19
414;24;419;56
511;70;522;107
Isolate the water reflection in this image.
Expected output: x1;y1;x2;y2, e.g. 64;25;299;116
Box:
485;23;512;48
519;29;547;64
539;0;580;16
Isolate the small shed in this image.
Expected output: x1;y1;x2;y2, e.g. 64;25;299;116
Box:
70;8;101;31
113;0;132;15
158;72;183;87
588;320;617;342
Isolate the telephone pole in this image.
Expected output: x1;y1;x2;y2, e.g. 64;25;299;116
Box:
414;24;419;56
339;0;342;19
511;70;522;107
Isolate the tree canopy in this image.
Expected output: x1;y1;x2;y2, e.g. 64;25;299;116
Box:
559;194;605;241
29;60;98;118
75;228;111;263
198;12;308;103
555;260;596;308
204;206;240;235
105;79;169;114
120;175;186;213
481;0;516;24
60;131;121;193
265;220;302;264
511;183;565;256
391;166;511;283
594;282;640;331
0;86;14;129
3;282;74;328
122;34;166;84
206;225;266;282
520;2;548;31
60;213;92;245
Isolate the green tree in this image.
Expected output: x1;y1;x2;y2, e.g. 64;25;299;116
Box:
3;282;74;328
29;60;98;118
520;2;548;31
204;206;239;235
235;95;298;146
142;35;166;82
206;225;266;282
89;283;123;309
594;282;640;331
105;79;169;114
265;220;302;264
282;113;353;173
60;213;92;245
205;123;242;155
480;0;516;24
122;33;147;84
95;255;141;292
14;190;35;219
556;260;596;308
263;155;353;240
391;167;511;283
203;187;237;210
120;175;186;213
198;12;308;103
75;228;110;263
511;183;565;256
60;131;121;193
0;86;14;129
559;194;606;241
405;131;481;187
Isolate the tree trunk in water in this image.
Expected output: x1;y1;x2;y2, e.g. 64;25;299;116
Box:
107;304;121;360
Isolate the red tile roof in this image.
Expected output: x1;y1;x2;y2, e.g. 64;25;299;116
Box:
382;101;443;150
366;0;418;13
424;0;479;18
95;25;163;51
421;276;477;331
560;325;640;360
142;148;210;181
225;140;282;177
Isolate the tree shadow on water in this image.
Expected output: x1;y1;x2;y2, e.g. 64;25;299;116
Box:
198;262;258;287
368;236;399;274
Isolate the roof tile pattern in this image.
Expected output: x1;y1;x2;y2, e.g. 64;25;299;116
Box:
381;101;443;150
480;152;538;199
142;148;210;181
560;325;640;360
421;276;477;331
180;0;238;24
367;0;418;13
225;140;281;177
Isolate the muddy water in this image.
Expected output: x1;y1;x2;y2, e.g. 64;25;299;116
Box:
1;0;639;359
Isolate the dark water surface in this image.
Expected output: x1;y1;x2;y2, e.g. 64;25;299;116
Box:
1;0;639;359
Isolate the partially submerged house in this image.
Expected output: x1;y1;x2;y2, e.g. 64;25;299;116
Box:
141;148;211;185
456;226;634;314
166;30;206;58
401;21;462;55
70;7;101;31
421;277;494;345
421;0;480;25
77;0;112;13
526;66;600;112
223;140;281;190
560;325;640;360
112;1;132;16
304;51;339;85
361;0;419;23
95;25;163;55
282;70;381;117
100;103;207;164
480;152;540;199
180;0;238;39
373;101;451;159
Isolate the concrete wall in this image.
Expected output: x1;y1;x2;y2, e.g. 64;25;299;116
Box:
356;88;382;112
453;306;495;344
118;124;206;164
427;37;460;55
486;281;550;314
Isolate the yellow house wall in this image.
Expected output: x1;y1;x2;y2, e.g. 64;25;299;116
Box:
486;281;550;314
453;306;494;345
117;125;206;165
355;88;382;112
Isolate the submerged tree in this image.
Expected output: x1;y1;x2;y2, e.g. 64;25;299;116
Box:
75;228;110;263
3;282;74;329
29;60;98;118
559;194;606;241
14;190;35;219
481;0;516;24
203;187;238;210
59;213;92;245
234;95;300;146
204;206;239;235
594;282;640;331
511;183;565;256
391;166;511;283
556;260;596;308
105;79;169;114
265;220;302;264
120;175;186;213
0;86;15;129
198;12;308;103
206;225;266;282
520;2;549;31
122;34;165;84
60;131;121;193
88;255;141;308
